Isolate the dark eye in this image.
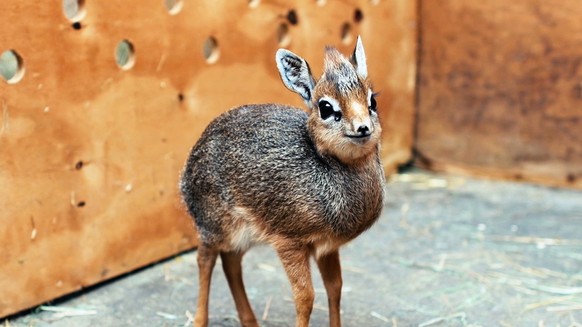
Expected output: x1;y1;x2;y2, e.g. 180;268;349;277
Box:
318;100;341;121
369;94;377;113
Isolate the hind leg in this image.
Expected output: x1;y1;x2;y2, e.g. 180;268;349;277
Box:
221;251;259;327
194;243;219;327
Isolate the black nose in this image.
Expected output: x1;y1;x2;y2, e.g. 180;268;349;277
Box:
357;125;370;136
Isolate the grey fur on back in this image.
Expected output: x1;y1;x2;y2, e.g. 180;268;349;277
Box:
180;103;384;249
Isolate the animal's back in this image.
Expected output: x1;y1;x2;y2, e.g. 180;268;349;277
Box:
180;104;383;249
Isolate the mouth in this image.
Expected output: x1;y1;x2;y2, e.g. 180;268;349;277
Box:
345;134;371;143
345;134;370;139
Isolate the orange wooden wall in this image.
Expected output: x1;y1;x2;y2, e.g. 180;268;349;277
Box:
0;0;417;317
416;0;582;188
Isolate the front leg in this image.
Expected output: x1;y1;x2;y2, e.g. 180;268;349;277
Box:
316;250;342;327
274;242;314;327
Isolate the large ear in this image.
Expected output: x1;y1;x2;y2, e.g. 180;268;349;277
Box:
350;35;368;79
276;49;316;102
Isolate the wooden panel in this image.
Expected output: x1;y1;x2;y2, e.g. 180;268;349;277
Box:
0;0;416;317
417;0;582;188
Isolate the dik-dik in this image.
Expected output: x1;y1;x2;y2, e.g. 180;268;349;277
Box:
180;36;384;327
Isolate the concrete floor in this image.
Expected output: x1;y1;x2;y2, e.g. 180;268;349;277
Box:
5;171;582;327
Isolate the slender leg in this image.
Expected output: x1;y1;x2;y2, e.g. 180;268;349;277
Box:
194;244;219;327
275;243;314;327
316;250;342;327
220;251;259;327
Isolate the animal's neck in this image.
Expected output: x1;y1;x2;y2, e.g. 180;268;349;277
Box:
317;147;384;231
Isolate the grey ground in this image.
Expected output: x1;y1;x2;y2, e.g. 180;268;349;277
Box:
5;170;582;327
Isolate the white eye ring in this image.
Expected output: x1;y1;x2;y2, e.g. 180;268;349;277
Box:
318;96;342;121
367;88;378;114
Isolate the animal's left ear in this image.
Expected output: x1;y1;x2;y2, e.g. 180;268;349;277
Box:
350;35;368;79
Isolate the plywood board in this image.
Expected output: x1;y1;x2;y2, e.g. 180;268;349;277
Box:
0;0;416;317
416;0;582;188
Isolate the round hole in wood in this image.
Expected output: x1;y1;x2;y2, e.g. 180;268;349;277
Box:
287;9;299;25
115;40;136;70
277;23;291;47
0;50;25;84
340;22;353;45
63;0;86;22
203;37;220;64
71;22;82;30
164;0;183;15
354;8;364;23
248;0;260;8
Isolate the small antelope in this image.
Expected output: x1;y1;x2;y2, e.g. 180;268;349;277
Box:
180;36;384;327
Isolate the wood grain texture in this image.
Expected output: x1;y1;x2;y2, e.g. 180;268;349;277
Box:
0;0;416;317
416;0;582;188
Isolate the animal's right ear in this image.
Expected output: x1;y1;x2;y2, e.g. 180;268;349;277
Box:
276;49;316;103
351;36;368;79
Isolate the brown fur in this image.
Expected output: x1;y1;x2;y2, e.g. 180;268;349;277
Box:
180;37;383;327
